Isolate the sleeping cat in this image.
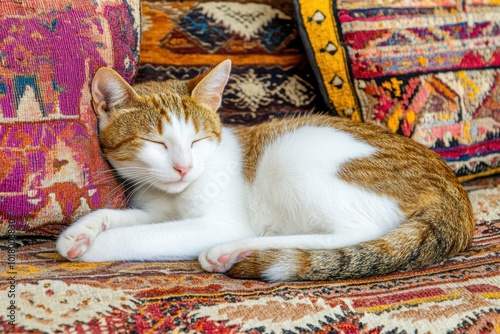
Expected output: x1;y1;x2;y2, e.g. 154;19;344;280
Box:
56;60;475;281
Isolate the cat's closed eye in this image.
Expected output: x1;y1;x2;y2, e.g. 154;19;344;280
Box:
142;138;168;150
191;137;209;148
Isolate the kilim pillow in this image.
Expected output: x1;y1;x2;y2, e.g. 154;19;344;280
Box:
0;0;140;235
138;0;325;125
293;0;500;181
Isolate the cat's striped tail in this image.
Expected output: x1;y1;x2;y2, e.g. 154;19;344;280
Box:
226;208;474;281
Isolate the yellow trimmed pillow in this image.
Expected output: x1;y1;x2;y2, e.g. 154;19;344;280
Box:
293;0;500;181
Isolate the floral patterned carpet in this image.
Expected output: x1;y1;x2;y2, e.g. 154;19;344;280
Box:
1;176;500;333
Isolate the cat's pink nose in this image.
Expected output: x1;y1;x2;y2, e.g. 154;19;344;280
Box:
174;165;192;177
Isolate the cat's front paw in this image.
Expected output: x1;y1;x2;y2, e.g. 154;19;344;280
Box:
56;210;112;261
198;244;253;273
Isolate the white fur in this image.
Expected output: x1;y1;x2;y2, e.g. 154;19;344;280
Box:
57;119;405;280
110;114;209;194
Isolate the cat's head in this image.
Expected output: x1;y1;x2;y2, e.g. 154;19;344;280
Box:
90;60;231;194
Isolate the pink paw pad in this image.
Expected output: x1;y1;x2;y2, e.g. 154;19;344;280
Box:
101;223;106;231
217;254;231;264
67;246;82;259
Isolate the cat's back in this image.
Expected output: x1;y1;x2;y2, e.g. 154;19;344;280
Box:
235;114;467;208
236;115;448;177
233;114;473;251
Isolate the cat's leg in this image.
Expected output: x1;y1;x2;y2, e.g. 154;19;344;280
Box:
76;217;255;262
199;231;385;274
57;209;153;260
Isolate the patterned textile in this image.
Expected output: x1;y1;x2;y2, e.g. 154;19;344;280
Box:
1;176;500;333
294;0;500;181
0;0;141;236
137;0;326;125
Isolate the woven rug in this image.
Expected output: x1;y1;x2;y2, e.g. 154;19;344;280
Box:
1;176;500;333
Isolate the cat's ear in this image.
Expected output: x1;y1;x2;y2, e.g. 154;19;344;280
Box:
91;68;139;126
189;59;231;112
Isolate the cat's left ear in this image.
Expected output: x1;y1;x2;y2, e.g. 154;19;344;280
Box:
189;59;231;112
91;67;140;128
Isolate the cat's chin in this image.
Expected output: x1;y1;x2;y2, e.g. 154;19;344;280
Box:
156;180;191;194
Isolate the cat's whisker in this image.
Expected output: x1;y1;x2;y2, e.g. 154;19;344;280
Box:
94;171;161;208
106;182;130;207
93;174;123;184
120;175;163;200
132;180;158;202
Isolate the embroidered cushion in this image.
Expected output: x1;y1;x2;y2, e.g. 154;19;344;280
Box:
293;0;500;181
138;0;325;125
0;0;140;235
